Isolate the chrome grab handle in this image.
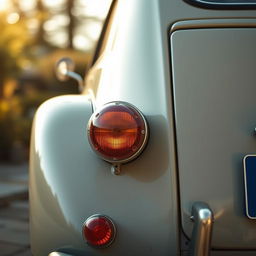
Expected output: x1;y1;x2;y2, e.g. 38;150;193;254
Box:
190;202;214;256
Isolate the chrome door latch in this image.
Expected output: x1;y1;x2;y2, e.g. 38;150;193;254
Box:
190;202;214;256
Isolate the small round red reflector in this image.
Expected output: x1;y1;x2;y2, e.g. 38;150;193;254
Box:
88;102;148;163
82;215;116;248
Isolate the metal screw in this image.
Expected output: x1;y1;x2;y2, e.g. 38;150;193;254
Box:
111;164;121;175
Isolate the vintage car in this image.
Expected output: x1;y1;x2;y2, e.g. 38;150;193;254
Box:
29;0;256;255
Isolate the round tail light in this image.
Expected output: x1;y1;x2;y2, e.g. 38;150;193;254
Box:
82;214;116;248
87;101;148;163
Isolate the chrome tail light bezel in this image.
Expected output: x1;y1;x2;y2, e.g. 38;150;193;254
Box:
87;101;149;165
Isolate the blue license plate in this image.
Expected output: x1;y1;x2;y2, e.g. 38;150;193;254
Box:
243;155;256;219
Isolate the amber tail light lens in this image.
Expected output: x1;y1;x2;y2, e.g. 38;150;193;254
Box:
87;102;148;163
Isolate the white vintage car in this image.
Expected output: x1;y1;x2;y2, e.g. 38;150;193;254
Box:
29;0;256;255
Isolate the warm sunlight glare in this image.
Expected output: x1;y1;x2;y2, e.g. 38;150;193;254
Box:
43;15;69;32
7;12;20;24
73;35;90;51
85;0;112;19
19;0;36;12
43;0;65;8
0;0;10;11
85;22;103;40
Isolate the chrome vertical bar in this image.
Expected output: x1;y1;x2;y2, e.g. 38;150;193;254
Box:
190;202;213;256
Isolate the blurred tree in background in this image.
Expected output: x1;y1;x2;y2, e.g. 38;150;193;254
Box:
0;12;30;98
0;0;110;162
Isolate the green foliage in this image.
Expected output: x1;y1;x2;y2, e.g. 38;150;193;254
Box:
0;97;21;159
0;92;62;161
0;0;103;162
0;13;32;99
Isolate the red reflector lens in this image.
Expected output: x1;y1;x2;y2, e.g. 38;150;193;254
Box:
83;215;116;248
88;102;148;163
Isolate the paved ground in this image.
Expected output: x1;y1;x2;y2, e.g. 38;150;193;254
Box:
0;163;31;256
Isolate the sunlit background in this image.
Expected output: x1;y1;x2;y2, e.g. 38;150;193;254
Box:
0;1;111;254
0;0;111;162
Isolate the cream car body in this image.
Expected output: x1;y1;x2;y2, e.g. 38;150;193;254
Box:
30;0;256;255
